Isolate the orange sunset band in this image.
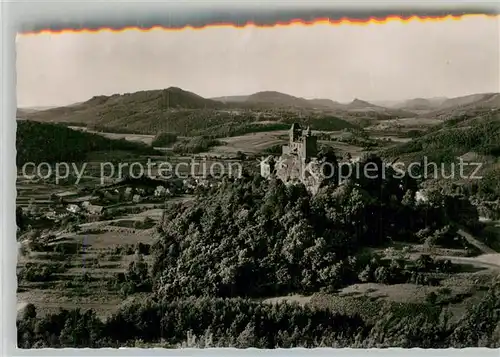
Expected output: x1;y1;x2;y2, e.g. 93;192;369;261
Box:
19;13;500;36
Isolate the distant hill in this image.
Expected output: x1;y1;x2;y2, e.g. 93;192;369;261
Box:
395;98;447;111
215;91;415;119
19;86;462;137
331;99;416;120
422;93;500;120
437;93;499;111
16;121;158;165
17;106;57;115
16;87;226;124
16;106;357;141
211;95;249;103
308;98;344;109
386;97;448;111
214;91;316;108
90;87;224;109
16;88;359;136
343;98;378;110
386;93;500;116
245;91;314;108
16;87;238;135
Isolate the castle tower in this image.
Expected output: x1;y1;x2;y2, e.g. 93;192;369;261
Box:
290;123;302;143
266;123;322;194
303;127;317;159
281;123;318;159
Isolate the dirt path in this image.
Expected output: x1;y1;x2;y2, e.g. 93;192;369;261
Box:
457;228;496;254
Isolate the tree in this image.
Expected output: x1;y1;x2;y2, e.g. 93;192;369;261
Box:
426;291;438;305
21;303;37;320
358;265;372;283
415;254;434;272
450;284;500;347
374;266;389;284
317;145;339;184
236;151;246;160
122;254;152;294
59;309;103;347
151;132;178;147
235;322;258;348
16;207;25;231
402;189;416;208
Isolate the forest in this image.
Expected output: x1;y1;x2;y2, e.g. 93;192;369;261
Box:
16;121;158;165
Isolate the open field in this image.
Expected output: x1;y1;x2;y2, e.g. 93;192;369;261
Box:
209;130;289;155
63;126;414;162
208;129;373;158
367;117;443;131
68;126;156;145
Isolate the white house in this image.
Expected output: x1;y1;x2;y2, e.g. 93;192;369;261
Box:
154;185;167;197
66;204;81;214
416;189;428;203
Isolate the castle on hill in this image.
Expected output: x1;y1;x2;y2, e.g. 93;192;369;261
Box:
260;123;325;194
281;123;318;159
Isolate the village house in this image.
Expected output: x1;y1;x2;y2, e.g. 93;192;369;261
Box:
45;210;67;220
183;177;197;190
123;187;134;199
86;204;105;215
66;204;81;214
132;194;142;203
154;185;172;197
104;189;121;200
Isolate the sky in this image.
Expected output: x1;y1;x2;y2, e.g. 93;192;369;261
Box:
16;16;500;108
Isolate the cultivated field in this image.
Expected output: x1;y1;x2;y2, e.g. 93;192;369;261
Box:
16;171;195;318
210;130;289;155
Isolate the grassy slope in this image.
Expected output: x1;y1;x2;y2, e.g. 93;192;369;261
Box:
381;110;500;163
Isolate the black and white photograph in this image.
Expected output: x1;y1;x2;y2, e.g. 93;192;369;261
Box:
9;1;500;350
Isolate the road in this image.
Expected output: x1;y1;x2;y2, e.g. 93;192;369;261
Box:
441;228;500;270
435;254;500;270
